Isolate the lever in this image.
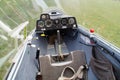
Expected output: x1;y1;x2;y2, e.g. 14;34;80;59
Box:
57;30;64;60
36;48;40;72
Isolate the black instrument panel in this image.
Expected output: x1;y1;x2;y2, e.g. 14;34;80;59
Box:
36;13;77;31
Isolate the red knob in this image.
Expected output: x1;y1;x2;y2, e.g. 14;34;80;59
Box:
90;28;95;33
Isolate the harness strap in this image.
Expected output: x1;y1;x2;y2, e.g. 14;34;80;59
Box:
58;65;88;80
73;65;88;80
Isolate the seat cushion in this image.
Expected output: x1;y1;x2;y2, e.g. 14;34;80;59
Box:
39;50;87;80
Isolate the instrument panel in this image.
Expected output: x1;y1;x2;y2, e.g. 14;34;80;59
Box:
36;13;77;32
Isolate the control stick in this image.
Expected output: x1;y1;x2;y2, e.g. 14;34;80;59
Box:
57;30;64;60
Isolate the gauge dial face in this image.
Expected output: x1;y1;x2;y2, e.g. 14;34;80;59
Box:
61;18;67;25
38;21;44;27
41;14;50;20
68;17;75;24
45;19;52;27
54;19;60;24
41;15;46;19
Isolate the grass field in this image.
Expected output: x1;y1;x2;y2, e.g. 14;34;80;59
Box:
0;0;42;79
0;0;42;58
60;0;120;47
44;0;56;7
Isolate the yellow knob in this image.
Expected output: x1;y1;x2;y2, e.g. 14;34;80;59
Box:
40;33;45;36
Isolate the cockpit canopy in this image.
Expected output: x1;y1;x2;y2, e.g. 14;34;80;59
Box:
36;10;78;32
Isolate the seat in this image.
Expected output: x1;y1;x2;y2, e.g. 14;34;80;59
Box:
39;50;87;80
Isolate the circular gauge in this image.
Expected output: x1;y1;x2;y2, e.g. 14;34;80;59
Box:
68;18;75;24
45;19;52;27
54;19;60;24
38;21;44;27
61;18;67;25
41;15;46;19
46;15;50;19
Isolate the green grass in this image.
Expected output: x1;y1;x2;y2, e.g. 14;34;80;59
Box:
44;0;56;7
0;0;38;58
0;59;11;80
60;0;120;47
0;0;42;58
0;0;42;79
0;37;14;58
